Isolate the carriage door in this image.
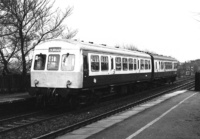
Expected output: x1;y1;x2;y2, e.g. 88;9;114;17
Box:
109;56;115;74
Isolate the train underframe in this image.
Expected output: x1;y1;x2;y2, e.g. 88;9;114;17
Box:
29;75;176;108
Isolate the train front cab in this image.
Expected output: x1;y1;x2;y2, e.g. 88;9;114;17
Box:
29;41;84;106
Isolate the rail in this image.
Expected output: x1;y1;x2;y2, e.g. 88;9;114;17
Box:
35;80;194;139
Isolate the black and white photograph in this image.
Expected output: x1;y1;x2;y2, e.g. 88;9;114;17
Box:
0;0;200;139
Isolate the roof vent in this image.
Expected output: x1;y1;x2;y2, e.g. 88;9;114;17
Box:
89;42;93;44
101;44;106;46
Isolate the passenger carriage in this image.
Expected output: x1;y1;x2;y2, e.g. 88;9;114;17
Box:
29;39;178;106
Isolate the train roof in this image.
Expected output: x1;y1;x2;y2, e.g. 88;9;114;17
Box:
152;54;177;61
35;39;177;62
35;39;150;58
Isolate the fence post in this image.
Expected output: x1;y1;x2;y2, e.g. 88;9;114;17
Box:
195;72;200;91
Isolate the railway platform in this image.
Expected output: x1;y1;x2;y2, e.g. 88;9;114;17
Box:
0;92;32;105
57;89;200;139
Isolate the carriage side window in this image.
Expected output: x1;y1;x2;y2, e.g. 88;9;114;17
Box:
101;56;109;71
34;54;46;70
91;55;99;72
165;62;168;69
156;62;158;70
161;62;164;69
129;58;133;70
148;60;151;69
134;59;137;70
145;60;148;70
61;54;75;71
111;58;114;70
115;57;121;71
140;59;144;70
47;55;60;70
159;61;161;69
174;63;178;69
123;58;128;71
169;62;172;69
163;62;165;69
165;62;172;69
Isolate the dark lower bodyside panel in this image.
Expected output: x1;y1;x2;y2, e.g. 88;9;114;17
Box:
83;73;152;88
83;71;176;89
154;71;176;80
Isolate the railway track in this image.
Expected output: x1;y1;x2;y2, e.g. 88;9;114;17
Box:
0;109;70;135
0;76;191;120
175;76;194;84
35;80;194;139
0;77;194;138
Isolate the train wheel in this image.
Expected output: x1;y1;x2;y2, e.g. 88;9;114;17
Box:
91;93;100;105
57;96;66;107
69;95;80;109
35;95;42;108
128;84;134;94
35;94;47;109
121;86;128;95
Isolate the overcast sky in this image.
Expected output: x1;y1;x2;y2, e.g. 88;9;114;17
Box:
56;0;200;62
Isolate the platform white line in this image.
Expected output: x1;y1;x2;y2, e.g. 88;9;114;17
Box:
125;93;197;139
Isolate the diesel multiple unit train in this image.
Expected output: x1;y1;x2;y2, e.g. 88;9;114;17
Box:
29;39;178;106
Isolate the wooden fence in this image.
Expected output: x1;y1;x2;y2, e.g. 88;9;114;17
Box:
0;75;30;93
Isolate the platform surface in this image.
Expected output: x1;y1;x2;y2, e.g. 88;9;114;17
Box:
57;89;200;139
0;92;32;104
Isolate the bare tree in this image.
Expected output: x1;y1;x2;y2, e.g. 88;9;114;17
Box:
0;34;20;75
0;40;11;75
116;44;139;51
0;0;73;76
143;49;158;55
62;27;78;39
124;44;139;51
